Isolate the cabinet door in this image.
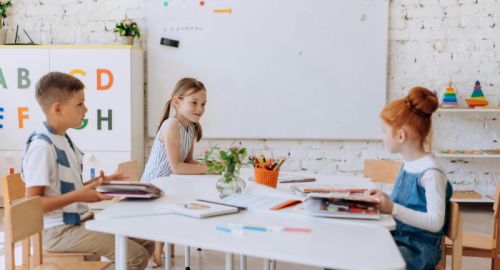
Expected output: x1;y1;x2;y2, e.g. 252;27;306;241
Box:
0;49;50;150
81;151;132;182
50;49;132;152
0;150;24;198
0;150;23;176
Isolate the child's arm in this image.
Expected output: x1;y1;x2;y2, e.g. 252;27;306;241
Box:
374;171;447;233
26;180;112;214
160;120;211;174
184;136;203;165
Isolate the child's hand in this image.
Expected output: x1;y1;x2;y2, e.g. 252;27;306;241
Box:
88;170;130;184
372;194;394;214
75;179;113;203
368;189;388;198
99;170;130;181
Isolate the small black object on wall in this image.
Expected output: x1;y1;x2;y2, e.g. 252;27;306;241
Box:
160;38;179;48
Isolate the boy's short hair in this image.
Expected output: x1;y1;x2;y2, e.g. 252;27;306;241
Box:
35;72;85;112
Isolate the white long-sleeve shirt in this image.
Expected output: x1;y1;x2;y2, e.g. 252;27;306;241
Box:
391;154;449;233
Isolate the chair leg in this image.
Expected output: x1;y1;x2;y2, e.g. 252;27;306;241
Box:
154;241;165;266
494;256;500;270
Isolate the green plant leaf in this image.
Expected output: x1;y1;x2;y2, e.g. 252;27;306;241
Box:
215;165;221;171
220;151;227;159
206;163;214;167
206;168;213;175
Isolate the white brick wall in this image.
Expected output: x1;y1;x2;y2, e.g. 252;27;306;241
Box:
5;0;500;195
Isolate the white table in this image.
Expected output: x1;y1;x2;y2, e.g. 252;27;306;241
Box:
96;173;396;230
87;173;404;270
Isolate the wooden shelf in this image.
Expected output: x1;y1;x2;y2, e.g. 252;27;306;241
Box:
434;152;500;158
451;196;494;203
438;108;500;112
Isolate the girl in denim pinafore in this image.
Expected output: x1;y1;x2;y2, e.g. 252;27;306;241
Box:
369;86;453;270
390;166;453;269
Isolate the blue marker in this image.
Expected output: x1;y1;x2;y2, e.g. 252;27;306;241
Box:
91;168;95;178
216;226;244;235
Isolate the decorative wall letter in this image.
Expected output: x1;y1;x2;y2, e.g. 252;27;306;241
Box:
75;119;89;130
0;107;3;128
97;109;112;130
18;68;31;89
18;107;29;128
69;69;87;89
0;68;7;89
97;69;114;90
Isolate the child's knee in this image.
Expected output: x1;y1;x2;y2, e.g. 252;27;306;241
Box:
128;246;150;270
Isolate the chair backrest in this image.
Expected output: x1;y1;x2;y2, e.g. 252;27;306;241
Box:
116;160;139;182
493;182;500;240
4;196;44;270
363;159;403;184
445;201;460;240
1;173;26;214
438;201;463;270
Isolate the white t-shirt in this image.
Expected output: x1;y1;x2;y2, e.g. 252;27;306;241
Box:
22;133;91;229
391;154;449;233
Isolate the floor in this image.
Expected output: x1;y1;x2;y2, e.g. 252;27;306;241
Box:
0;203;494;270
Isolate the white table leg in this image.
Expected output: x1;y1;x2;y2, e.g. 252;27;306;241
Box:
165;243;172;270
115;235;127;270
185;246;190;270
270;260;276;270
240;255;247;270
225;253;234;270
263;259;270;270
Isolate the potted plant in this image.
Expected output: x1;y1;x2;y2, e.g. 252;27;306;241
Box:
114;19;140;45
200;142;254;198
0;0;12;45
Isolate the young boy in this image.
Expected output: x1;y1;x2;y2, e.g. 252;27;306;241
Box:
22;72;155;270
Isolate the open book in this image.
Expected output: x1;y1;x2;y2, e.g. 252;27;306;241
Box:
291;183;368;193
220;183;305;211
306;193;380;220
156;200;240;218
96;181;164;198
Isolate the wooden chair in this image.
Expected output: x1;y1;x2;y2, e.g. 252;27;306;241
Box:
445;182;500;269
114;160;175;266
4;196;110;270
116;159;140;182
436;201;463;270
363;159;403;184
1;173;97;263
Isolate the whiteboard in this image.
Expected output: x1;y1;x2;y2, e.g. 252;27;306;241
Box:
147;0;388;140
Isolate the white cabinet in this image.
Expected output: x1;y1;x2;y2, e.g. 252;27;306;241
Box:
0;46;144;209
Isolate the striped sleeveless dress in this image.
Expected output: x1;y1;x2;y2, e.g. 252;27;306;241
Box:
140;118;196;183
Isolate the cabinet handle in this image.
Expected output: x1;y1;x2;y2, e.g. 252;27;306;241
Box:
85;153;94;161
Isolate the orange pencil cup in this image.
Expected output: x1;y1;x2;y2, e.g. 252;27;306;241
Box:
254;167;280;188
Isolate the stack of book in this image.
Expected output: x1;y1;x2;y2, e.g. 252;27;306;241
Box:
96;181;164;198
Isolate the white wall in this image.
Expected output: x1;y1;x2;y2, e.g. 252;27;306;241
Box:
5;0;500;194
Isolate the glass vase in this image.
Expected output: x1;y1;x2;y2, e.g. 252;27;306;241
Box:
216;165;246;198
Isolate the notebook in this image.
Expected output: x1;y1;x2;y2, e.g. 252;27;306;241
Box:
306;194;380;220
220;183;305;211
156;201;239;218
96;181;164;198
